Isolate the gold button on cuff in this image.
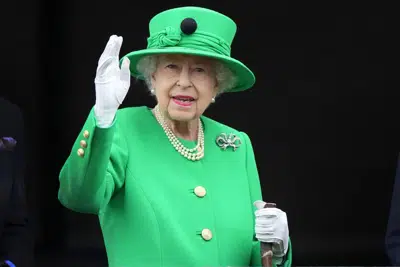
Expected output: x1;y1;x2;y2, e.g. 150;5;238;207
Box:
83;130;90;138
201;228;212;241
194;186;206;197
80;140;87;148
77;148;85;157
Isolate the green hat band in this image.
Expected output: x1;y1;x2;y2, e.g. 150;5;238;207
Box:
147;26;231;57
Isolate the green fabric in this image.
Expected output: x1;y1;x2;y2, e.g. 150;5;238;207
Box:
58;106;292;267
147;27;231;56
120;6;256;92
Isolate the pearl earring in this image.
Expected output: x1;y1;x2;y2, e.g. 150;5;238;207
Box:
211;97;215;103
150;89;155;94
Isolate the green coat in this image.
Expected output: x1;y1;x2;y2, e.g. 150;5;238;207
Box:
58;106;292;267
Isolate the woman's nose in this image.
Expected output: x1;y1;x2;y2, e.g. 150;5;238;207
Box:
176;68;192;87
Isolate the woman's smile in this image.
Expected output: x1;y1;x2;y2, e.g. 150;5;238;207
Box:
172;95;196;107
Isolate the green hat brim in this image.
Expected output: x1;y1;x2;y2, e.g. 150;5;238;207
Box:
121;47;255;93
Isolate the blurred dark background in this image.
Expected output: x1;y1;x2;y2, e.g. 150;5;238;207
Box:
2;0;400;266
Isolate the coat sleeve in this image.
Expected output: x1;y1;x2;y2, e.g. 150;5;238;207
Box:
58;108;128;214
0;104;33;267
241;132;293;267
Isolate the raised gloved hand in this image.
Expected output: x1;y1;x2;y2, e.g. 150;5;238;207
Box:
94;35;131;128
254;200;289;258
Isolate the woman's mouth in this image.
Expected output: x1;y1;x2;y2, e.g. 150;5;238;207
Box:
172;95;195;107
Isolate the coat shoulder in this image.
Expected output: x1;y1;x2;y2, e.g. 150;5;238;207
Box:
0;98;23;134
114;106;156;132
203;115;239;130
116;106;151;123
201;115;244;137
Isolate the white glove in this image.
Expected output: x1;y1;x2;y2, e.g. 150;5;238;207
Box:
254;200;289;258
94;35;131;128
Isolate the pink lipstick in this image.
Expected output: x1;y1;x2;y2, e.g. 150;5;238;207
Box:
172;95;195;107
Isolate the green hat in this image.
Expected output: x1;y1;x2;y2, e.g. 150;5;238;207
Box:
120;6;255;92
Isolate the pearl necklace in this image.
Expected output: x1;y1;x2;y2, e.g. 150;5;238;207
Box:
154;105;204;161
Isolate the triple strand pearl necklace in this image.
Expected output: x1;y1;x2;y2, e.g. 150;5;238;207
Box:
154;105;205;161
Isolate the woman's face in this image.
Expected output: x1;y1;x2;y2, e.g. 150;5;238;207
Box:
151;54;218;122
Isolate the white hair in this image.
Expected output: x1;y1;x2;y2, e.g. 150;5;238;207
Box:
135;55;237;96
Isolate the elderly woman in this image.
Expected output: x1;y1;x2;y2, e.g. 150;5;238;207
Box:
58;6;292;267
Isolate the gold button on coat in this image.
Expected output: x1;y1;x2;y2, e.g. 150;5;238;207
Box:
194;186;206;197
201;229;212;241
77;148;85;157
83;130;90;138
80;140;87;148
